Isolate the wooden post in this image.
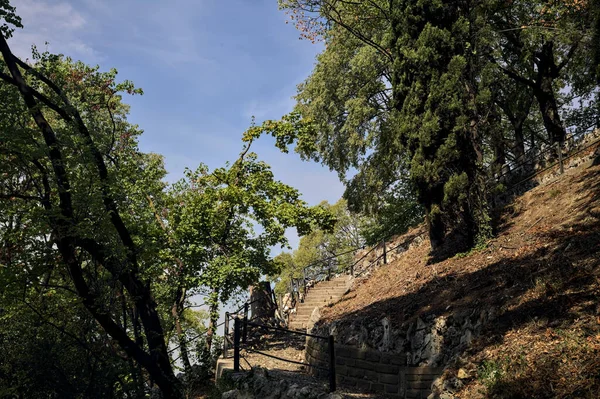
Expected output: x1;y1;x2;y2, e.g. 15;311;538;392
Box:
382;240;387;264
328;335;336;392
242;303;248;343
233;318;240;372
557;141;564;174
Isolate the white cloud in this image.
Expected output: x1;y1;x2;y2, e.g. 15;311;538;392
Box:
9;0;99;61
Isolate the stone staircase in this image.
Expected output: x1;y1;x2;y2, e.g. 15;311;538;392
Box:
288;275;351;330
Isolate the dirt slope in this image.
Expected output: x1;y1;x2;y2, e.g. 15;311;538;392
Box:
321;164;600;398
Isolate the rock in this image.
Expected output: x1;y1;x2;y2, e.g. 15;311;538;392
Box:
423;333;432;347
460;329;473;345
306;307;321;333
412;329;425;349
457;368;469;379
345;334;359;345
222;390;250;399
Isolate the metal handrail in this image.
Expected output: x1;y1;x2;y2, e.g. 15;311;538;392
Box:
246;320;328;339
504;135;600;193
232;317;336;392
244;348;329;372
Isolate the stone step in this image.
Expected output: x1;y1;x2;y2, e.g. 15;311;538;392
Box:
305;290;347;296
297;303;333;310
307;289;346;293
299;299;338;306
295;309;324;316
305;292;345;297
290;318;310;323
302;296;343;302
313;279;349;285
310;282;348;287
303;295;341;301
298;295;341;306
306;292;346;297
295;310;323;317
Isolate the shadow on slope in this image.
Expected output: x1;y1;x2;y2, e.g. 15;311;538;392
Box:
320;164;600;398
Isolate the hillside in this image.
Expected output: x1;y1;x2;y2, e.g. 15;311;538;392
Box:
317;162;600;398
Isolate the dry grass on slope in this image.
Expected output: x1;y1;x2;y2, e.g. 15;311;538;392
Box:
321;164;600;398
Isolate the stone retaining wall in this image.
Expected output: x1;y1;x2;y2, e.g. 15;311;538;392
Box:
306;337;443;398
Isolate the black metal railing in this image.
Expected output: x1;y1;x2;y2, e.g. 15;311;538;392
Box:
222;299;259;358
489;129;600;194
231;317;337;392
284;234;414;311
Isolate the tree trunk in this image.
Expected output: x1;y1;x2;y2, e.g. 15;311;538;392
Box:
534;82;565;144
534;42;566;144
513;120;526;163
249;282;276;323
171;288;192;375
0;35;183;399
426;208;445;251
205;290;219;352
491;123;506;178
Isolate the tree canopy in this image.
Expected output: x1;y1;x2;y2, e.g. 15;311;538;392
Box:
0;13;333;397
255;0;600;252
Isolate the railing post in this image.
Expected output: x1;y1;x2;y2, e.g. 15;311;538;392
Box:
382;240;387;264
242;303;249;343
328;335;336;392
557;141;564;174
223;312;230;357
303;268;307;296
233;318;240;372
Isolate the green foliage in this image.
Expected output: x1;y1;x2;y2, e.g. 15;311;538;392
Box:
166;149;335;308
478;359;505;390
273;198;366;294
272;0;599;253
0;49;170;396
0;0;20;38
0;40;334;396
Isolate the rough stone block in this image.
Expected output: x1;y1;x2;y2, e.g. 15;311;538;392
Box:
405;389;426;399
384;384;399;394
356;379;371;390
370;383;384;392
355;360;376;371
365;351;381;362
341;357;355;367
408;380;434;390
335;346;353;358
375;363;400;375
405;375;434;383
404;366;444;375
336;365;348;376
339;376;357;387
348;368;364;378
390;355;406;366
379;374;400;385
355;348;367;360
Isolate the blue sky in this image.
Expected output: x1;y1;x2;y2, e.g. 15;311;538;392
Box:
9;0;345;249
